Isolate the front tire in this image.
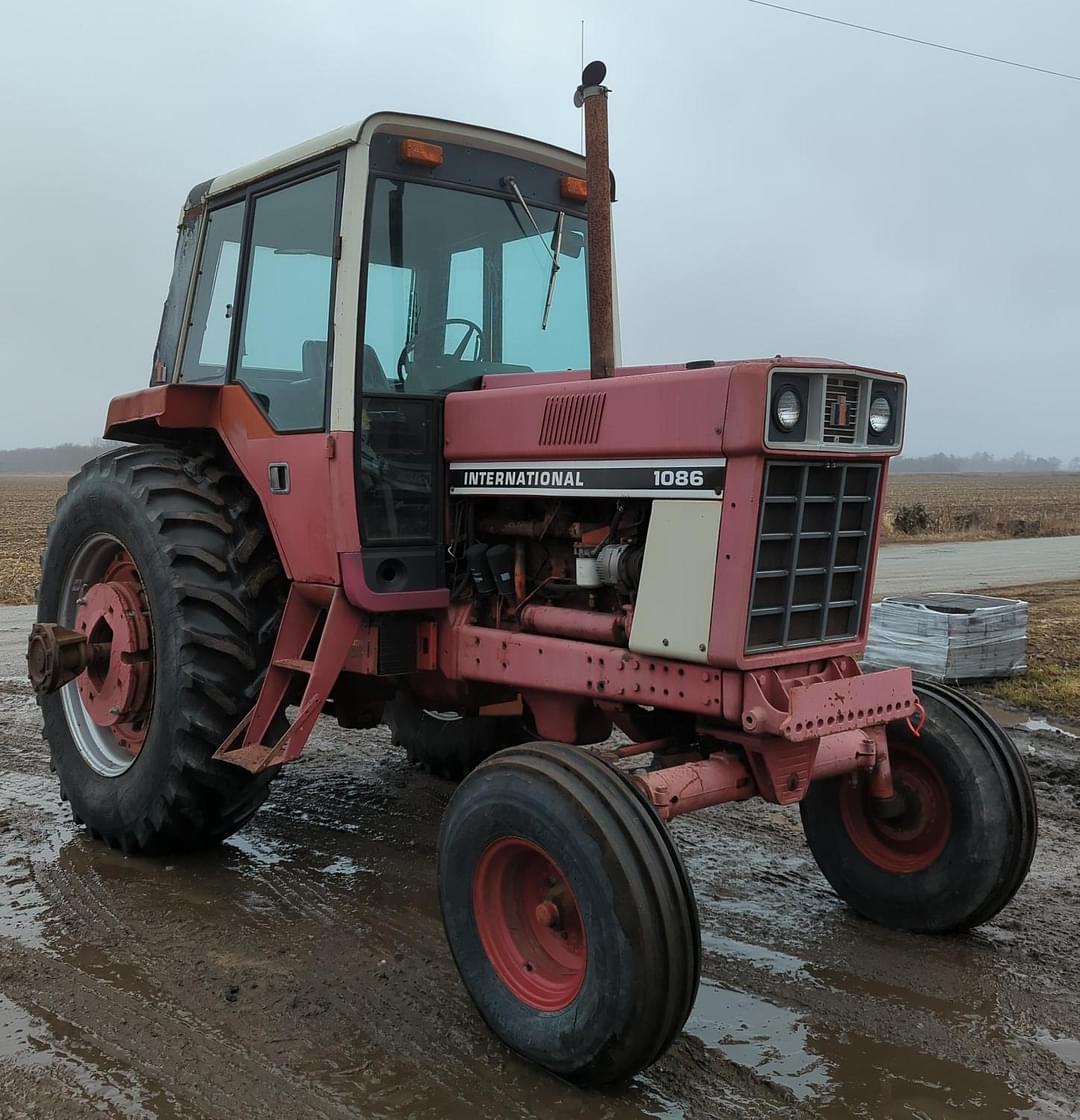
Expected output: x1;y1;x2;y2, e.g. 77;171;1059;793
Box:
800;681;1037;932
438;742;701;1086
37;444;285;854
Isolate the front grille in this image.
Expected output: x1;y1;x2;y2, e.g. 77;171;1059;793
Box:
746;461;881;653
823;376;860;444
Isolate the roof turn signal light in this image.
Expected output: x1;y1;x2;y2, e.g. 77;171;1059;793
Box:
560;176;588;201
400;138;444;167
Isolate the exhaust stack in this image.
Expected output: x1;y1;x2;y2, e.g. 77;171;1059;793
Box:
575;61;615;380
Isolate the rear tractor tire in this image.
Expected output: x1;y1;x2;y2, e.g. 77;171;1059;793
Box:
438;742;701;1086
386;692;525;780
36;444;285;855
800;681;1037;932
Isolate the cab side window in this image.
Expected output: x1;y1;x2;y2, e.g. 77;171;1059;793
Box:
235;171;339;431
179;201;245;384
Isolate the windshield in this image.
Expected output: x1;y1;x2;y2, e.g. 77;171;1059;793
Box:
361;177;589;395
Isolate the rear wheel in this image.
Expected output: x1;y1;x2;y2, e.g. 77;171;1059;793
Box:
386;692;524;780
37;444;285;854
800;681;1037;932
438;742;700;1086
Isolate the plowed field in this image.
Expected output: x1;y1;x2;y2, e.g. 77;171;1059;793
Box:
0;475;66;605
884;472;1080;540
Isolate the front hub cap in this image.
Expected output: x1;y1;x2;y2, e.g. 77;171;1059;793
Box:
840;744;952;873
473;837;587;1011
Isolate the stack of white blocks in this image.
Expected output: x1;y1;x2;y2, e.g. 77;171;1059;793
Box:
864;593;1028;681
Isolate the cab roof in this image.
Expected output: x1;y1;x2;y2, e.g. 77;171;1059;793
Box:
185;112;587;210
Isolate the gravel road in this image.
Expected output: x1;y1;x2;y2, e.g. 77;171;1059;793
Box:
874;535;1080;597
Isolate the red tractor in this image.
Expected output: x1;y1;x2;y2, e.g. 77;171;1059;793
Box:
29;64;1035;1086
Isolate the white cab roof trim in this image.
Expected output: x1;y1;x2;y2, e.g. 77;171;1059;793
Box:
206;113;585;199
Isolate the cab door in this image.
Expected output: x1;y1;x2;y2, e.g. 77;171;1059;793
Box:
175;159;347;583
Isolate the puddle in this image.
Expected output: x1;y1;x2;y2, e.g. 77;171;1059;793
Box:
701;930;808;978
0;770;77;949
1019;718;1079;741
687;979;1044;1118
977;702;1080;741
320;854;368;876
0;993;37;1061
225;829;293;865
0;993;166;1118
687;980;829;1100
1032;1030;1080;1073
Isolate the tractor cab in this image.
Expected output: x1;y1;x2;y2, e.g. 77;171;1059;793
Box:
145;112;603;599
166;120;596;407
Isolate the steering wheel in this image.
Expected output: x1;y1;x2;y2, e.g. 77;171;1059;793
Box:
396;318;484;386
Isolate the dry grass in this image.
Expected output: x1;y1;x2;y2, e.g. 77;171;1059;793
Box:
884;472;1080;542
969;580;1080;722
0;474;68;605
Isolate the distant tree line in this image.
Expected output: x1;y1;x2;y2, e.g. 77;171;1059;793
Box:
0;440;116;473
893;451;1079;474
2;441;1078;475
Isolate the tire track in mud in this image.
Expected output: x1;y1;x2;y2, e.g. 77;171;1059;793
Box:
8;637;1080;1119
0;770;359;1117
0;717;692;1119
0;940;370;1120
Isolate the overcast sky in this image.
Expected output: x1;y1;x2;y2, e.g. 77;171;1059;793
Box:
1;0;1077;457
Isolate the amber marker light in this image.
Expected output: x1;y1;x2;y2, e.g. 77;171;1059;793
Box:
399;139;444;167
560;176;588;201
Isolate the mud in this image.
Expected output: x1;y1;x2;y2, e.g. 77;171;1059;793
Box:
3;605;1080;1118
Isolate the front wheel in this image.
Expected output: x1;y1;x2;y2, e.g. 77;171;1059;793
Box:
800;681;1037;932
437;742;701;1086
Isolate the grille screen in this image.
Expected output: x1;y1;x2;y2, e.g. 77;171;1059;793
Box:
539;392;606;446
377;617;418;675
747;461;880;653
823;376;860;444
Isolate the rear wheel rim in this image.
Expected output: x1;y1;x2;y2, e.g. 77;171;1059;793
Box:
59;534;154;777
840;742;952;874
472;837;587;1011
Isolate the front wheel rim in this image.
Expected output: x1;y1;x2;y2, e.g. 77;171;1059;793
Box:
473;837;587;1011
58;534;154;777
840;743;952;874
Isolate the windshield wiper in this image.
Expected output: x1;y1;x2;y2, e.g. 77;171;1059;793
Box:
543;211;564;330
502;176;564;330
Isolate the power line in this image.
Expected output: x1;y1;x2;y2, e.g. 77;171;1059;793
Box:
741;0;1080;83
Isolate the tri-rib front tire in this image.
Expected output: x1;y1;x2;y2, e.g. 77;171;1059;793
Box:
437;742;701;1086
800;681;1037;932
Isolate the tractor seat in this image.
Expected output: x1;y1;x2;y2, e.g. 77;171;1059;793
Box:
362;344;394;393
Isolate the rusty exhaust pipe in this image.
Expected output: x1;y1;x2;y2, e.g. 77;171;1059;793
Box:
575;60;615;380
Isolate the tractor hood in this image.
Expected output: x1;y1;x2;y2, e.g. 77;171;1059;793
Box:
443;357;905;463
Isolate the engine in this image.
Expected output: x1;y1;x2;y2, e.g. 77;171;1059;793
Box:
450;495;648;628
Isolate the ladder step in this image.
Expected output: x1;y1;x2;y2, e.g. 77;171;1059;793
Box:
272;657;315;674
214;741;283;774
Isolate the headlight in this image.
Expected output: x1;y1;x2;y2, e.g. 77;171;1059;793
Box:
774;389;801;431
868;395;892;434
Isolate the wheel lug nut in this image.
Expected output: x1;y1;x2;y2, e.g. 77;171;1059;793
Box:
535;900;560;928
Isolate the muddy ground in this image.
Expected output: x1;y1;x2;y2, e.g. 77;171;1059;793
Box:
3;604;1080;1120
